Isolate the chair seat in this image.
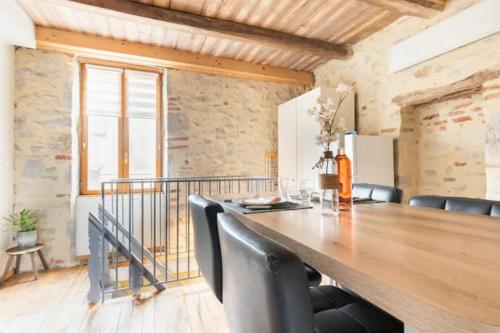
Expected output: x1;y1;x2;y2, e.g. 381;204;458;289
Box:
310;285;359;313
314;303;403;333
304;263;322;286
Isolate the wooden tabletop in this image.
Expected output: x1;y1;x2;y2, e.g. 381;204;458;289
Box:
215;197;500;333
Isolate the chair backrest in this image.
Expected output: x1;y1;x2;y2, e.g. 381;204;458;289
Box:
491;203;500;217
352;183;374;199
217;213;314;333
408;195;446;209
409;195;500;217
188;195;224;302
445;198;493;215
353;183;403;203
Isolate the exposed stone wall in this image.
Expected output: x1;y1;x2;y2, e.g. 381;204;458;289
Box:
484;77;500;200
313;0;500;201
12;49;304;267
166;69;305;177
414;95;485;197
14;48;77;268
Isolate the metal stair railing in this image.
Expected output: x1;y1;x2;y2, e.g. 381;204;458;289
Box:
87;175;274;303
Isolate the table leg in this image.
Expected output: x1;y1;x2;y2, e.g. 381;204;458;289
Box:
15;255;21;273
1;256;14;283
37;250;49;270
29;253;38;280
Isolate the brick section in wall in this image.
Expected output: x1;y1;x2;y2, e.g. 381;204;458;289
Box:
415;95;485;197
14;48;76;268
484;77;500;200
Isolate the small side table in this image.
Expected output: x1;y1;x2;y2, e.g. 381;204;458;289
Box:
1;244;49;283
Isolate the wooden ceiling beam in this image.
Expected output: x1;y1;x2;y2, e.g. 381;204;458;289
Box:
359;0;447;18
64;0;352;60
35;27;315;86
392;69;500;107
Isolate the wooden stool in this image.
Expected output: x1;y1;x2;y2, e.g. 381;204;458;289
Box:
1;244;49;283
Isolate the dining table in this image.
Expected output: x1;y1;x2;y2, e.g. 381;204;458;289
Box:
211;194;500;333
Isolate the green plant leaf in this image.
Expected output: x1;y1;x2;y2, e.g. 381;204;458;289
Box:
2;209;41;232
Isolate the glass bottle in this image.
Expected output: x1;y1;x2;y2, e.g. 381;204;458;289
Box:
319;150;339;216
336;132;353;210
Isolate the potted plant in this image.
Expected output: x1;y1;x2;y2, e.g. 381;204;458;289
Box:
3;209;41;248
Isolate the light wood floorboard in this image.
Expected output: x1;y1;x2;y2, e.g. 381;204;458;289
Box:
0;265;229;333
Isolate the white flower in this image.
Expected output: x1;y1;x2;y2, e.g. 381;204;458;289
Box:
309;87;351;148
335;83;351;95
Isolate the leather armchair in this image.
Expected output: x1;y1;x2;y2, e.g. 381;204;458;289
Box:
409;195;500;217
353;183;403;203
217;213;403;333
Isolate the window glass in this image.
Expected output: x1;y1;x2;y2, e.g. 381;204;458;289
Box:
85;66;122;190
126;70;158;179
82;64;161;194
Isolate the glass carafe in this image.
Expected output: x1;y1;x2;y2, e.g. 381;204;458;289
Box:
319;151;339;216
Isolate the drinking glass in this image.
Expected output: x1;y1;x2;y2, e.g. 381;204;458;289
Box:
299;179;314;204
278;177;289;199
287;178;299;199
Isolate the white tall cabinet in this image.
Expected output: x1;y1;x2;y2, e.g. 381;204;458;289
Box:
278;87;394;187
330;135;394;186
278;87;355;182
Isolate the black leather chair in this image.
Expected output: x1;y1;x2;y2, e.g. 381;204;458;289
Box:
189;195;357;312
409;195;500;217
353;183;403;203
217;213;404;333
491;203;500;217
189;195;321;294
189;194;225;302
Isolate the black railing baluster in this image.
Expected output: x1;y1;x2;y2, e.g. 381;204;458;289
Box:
100;183;105;303
166;181;170;282
186;181;191;279
153;181;157;283
176;182;180;281
141;182;144;284
114;183;119;287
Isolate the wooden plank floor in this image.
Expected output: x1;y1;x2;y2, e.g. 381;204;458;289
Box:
0;265;229;333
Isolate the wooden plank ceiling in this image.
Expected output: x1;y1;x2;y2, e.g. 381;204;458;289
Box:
18;0;446;84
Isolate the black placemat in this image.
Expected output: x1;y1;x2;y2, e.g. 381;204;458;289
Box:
222;201;313;214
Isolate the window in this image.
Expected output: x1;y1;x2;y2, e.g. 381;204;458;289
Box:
80;61;163;194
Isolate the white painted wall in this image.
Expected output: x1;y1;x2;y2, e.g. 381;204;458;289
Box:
389;0;500;73
0;42;15;268
0;0;35;269
76;194;167;257
0;0;35;49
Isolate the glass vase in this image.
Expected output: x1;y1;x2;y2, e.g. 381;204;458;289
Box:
318;150;339;216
